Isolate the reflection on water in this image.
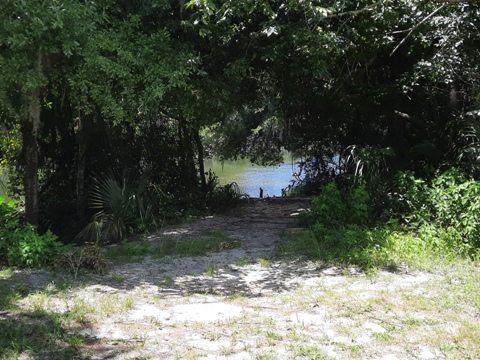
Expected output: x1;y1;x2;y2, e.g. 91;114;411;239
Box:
205;154;300;198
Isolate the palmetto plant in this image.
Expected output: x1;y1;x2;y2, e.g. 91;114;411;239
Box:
75;169;154;244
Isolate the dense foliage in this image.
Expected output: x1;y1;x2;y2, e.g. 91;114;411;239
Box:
292;169;480;270
1;0;480;265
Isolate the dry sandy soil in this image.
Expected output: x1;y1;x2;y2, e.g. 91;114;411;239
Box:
4;197;479;359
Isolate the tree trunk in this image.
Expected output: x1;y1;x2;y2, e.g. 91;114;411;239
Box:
76;117;87;222
449;81;460;111
179;118;197;191
22;93;41;226
185;125;197;190
22;52;43;226
177;118;187;190
193;128;207;192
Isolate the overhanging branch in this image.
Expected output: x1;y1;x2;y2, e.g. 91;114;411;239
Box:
324;3;381;18
390;4;446;57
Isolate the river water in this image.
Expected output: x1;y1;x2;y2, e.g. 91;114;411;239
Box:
205;154;300;198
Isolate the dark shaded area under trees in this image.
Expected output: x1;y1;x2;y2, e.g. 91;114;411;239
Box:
1;0;480;258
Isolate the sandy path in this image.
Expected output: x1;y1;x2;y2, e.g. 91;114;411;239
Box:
110;197;312;296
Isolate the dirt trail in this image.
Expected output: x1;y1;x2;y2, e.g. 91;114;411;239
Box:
114;197;313;296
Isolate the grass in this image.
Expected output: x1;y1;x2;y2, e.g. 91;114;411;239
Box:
0;267;14;279
293;345;328;360
0;310;84;359
105;229;240;264
265;331;282;345
255;352;276;360
279;222;480;276
257;258;273;267
110;273;127;282
2;263;479;359
234;257;250;266
205;259;220;277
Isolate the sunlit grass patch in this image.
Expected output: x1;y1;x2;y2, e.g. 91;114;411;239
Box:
257;258;273;267
122;294;136;311
280;224;472;273
153;229;240;258
69;297;96;324
23;292;54;314
340;303;373;318
205;259;220;277
292;344;329;359
255;351;277;360
449;321;480;359
373;332;395;342
439;261;480;314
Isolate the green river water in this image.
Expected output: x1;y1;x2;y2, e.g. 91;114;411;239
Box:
205;154;300;198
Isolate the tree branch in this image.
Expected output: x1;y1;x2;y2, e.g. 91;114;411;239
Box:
390;4;446;57
324;3;380;18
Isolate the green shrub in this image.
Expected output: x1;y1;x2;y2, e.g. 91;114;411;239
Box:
0;197;63;267
282;222;459;270
303;182;371;229
287;169;480;270
350;185;370;225
76;170;158;244
291;182;380;267
309;182;347;227
390;171;429;223
7;228;61;267
393;168;480;253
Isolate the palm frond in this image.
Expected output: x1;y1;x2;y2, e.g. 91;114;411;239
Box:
344;145;395;184
77;168;154;244
74;220;102;244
